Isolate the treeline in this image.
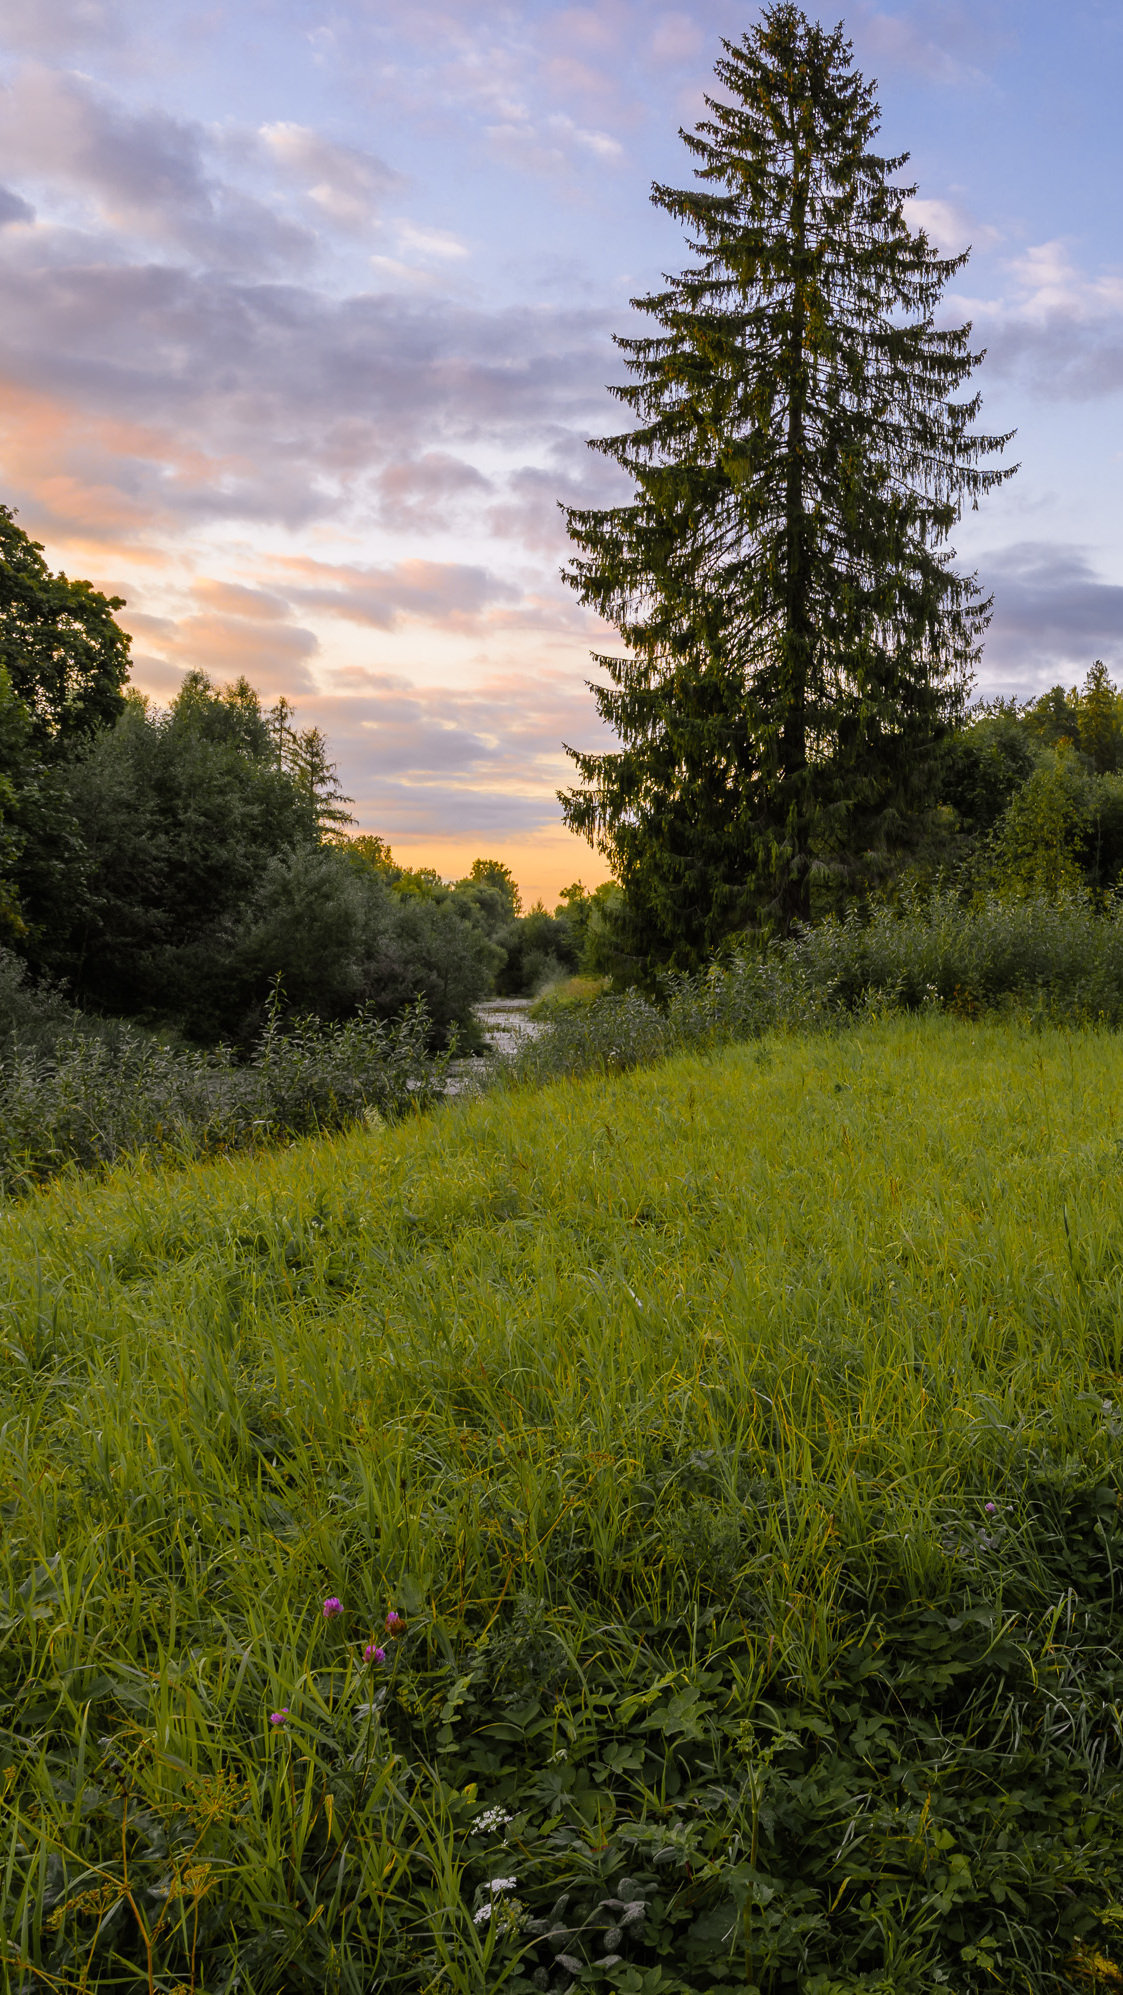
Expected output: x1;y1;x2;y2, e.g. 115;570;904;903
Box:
943;660;1123;898
579;660;1123;985
7;499;1123;1057
0;508;616;1047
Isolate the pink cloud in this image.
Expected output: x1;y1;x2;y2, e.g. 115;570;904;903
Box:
125;605;320;698
273;554;521;631
193;579;293;620
374;451;493;532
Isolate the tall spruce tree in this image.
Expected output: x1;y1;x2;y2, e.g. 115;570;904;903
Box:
561;6;1015;963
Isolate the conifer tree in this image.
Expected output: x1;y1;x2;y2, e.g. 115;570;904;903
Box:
287;723;354;837
1075;660;1122;774
561;5;1015;962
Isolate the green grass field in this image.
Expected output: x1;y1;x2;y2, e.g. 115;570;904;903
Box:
2;1017;1122;1995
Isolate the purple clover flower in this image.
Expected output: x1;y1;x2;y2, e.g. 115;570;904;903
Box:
984;1502;997;1515
269;1709;289;1727
364;1644;387;1665
385;1609;403;1634
323;1597;344;1619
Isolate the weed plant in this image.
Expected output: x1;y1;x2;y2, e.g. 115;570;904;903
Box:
0;1018;1121;1993
789;890;1123;1019
0;953;448;1194
513;891;1123;1087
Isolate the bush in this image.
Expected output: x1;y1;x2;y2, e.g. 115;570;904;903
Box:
24;680;321;1016
528;975;611;1018
510;891;1123;1085
140;845;497;1047
361;890;500;1046
0;956;450;1195
0;947;86;1055
788;889;1123;1020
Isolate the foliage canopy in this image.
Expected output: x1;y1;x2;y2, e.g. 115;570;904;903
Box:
0;506;131;752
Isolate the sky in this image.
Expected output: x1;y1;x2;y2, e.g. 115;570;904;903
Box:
0;1;1121;904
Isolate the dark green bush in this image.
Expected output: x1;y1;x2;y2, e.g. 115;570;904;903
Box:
511;892;1123;1086
0;957;449;1194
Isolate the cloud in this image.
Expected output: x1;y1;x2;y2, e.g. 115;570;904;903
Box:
648;13;709;64
393;219;469;261
119;640;613;847
193;579;293;621
374;452;493;532
485;436;632;553
965;241;1123;401
0;184;33;225
980;542;1123;685
260;122;403;232
125;599;320;699
904;194;998;259
0;232;615;536
298;661;613;839
983;319;1123;402
1003;240;1123;322
0;0;126;56
0;67;314;270
486;109;625;176
354;779;567;839
276;554;522;631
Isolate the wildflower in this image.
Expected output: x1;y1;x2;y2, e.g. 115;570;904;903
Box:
364;1643;386;1665
473;1806;512;1834
385;1609;404;1634
269;1709;289;1726
323;1597;344;1619
474;1876;517;1927
984;1502;997;1516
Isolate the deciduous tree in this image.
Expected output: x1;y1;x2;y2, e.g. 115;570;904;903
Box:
0;506;131;751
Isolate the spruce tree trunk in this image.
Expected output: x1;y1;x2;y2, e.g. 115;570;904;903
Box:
780;124;811;928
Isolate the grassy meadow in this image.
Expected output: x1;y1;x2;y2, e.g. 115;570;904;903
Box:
2;1015;1122;1994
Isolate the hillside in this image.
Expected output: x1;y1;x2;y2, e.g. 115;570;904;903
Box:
2;1017;1122;1993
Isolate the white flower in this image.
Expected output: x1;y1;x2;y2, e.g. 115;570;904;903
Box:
473;1806;512;1834
488;1875;518;1893
473;1904;492;1925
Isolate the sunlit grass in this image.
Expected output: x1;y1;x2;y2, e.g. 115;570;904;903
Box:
2;1015;1122;1992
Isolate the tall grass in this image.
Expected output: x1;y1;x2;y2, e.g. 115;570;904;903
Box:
0;949;449;1194
8;895;1123;1196
1;1016;1121;1991
513;889;1123;1086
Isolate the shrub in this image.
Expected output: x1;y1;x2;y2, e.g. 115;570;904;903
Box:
789;889;1123;1020
0;963;449;1195
528;975;612;1019
510;891;1123;1085
0;947;86;1055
